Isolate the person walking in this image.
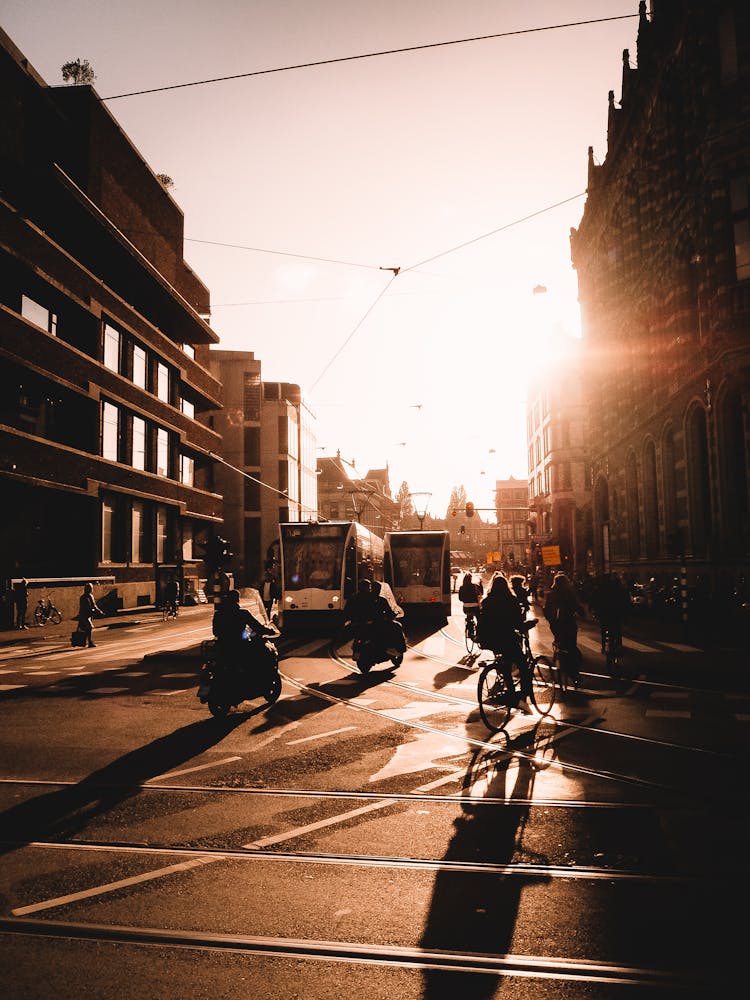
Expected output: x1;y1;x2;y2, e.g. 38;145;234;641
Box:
13;578;29;629
261;568;280;618
164;573;180;617
77;582;102;648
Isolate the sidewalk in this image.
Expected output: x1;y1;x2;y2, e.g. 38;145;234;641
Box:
0;605;170;649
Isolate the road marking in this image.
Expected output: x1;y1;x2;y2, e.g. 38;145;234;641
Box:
287;726;358;745
87;687;130;695
11;855;221;916
0;684;24;692
245;799;391;849
149;756;243;781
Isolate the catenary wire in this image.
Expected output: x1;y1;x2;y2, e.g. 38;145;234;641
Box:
100;14;639;101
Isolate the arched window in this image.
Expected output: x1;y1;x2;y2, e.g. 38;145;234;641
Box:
625;452;641;561
686;405;711;557
643;440;659;558
716;386;749;554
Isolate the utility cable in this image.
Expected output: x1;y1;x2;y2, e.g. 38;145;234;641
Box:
308;273;398;392
207;451;323;519
101;14;639;101
185;237;383;271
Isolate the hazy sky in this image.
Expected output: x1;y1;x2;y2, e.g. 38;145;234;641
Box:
3;1;640;517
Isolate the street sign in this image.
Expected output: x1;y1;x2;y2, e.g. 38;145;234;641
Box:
541;545;561;567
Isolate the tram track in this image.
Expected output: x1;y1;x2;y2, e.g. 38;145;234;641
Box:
0;916;713;991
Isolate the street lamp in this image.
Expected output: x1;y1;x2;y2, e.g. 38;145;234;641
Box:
349;488;376;523
408;492;432;531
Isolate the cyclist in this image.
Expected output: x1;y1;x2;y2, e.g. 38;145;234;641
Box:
458;572;483;628
591;572;628;654
164;573;180;618
477;574;532;714
543;571;585;681
509;573;532;618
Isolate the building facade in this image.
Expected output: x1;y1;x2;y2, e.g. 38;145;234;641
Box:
494;476;534;573
570;1;750;596
527;345;592;579
207;350;318;587
316;452;400;536
0;29;223;620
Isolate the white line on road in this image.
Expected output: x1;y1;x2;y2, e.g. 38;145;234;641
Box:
148;756;243;781
244;799;391;849
287;726;358;745
11;854;222;916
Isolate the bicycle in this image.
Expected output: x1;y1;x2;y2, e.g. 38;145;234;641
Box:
33;597;62;626
477;619;557;733
465;612;478;654
161;601;179;621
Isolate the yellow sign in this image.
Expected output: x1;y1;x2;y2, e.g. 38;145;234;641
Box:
541;545;561;567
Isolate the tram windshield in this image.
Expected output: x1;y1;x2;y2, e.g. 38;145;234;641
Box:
282;524;349;591
390;536;442;588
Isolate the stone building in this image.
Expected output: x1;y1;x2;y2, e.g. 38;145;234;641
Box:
0;28;222;620
570;1;750;597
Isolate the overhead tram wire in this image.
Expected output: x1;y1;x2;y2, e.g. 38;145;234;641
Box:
207;452;321;521
100;13;639;101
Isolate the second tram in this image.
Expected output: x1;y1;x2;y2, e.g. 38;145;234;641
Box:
278;521;384;633
384;529;451;623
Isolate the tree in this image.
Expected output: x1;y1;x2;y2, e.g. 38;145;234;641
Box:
395;481;413;526
448;485;467;516
61;59;96;85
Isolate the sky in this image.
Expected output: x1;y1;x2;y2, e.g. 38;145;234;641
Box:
2;0;641;518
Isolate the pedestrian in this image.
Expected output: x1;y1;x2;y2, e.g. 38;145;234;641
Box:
77;582;102;648
261;568;280;618
164;573;180;617
13;578;29;629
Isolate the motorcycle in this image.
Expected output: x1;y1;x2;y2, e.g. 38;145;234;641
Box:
197;633;281;717
351;619;405;673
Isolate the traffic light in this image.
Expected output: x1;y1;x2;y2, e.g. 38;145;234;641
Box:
465;501;475;518
460;525;465;535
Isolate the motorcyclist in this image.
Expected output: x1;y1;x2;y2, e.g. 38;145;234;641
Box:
212;589;276;672
343;579;375;634
371;580;406;656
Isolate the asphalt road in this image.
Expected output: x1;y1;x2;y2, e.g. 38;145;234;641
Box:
0;599;747;998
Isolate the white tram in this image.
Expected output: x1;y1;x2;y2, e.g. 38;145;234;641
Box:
384;529;451;623
278;521;384;633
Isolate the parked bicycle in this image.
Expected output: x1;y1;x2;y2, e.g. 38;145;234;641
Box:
34;597;62;626
477;619;557;733
161;601;179;621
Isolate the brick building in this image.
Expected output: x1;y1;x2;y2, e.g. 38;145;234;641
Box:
0;28;222;619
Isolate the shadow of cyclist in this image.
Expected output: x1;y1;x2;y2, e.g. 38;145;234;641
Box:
419;724;553;998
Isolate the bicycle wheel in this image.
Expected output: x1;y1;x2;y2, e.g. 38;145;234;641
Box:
34;606;44;626
465;617;476;654
530;655;556;716
477;661;512;733
50;608;62;625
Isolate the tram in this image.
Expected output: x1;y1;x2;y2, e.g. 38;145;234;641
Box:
278;521;384;633
384;529;451;623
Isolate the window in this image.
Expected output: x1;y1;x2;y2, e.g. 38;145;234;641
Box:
102;500;115;563
21;295;57;335
156;428;169;477
181;343;195;360
156;506;168;563
104;323;120;372
180;396;195;419
180;454;194;486
133;344;147;389
244;426;261;465
244;478;260;511
182;522;194;561
102;402;119;461
132;416;146;470
131;500;146;563
730;175;750;282
156;362;169;402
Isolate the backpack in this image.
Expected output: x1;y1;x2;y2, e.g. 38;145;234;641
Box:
458;581;476;603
